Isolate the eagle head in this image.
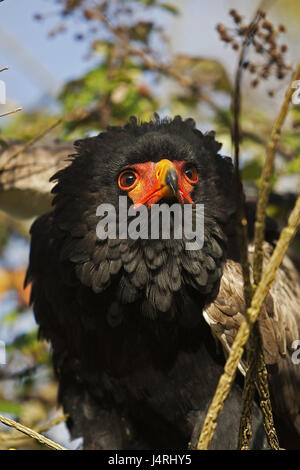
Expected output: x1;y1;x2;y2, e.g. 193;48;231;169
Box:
50;115;237;322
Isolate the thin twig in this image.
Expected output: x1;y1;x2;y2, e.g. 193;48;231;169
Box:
0;413;67;449
229;4;284;449
230;6;267;449
0;108;22;119
232;7;264;304
0;413;66;450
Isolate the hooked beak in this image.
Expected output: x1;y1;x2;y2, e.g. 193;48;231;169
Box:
165;165;178;196
156;159;178;198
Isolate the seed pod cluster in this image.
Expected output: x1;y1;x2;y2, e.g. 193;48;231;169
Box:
216;9;291;97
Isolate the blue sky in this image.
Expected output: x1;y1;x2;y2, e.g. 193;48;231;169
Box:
0;0;176;111
0;1;298;126
0;0;242;111
0;0;99;109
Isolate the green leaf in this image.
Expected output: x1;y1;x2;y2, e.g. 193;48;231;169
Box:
2;310;20;325
173;55;232;93
140;0;157;5
0;400;22;416
159;3;179;14
242;159;263;182
128;21;154;43
8;330;38;351
286;156;300;174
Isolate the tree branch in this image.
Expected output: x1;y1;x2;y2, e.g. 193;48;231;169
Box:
0;413;66;450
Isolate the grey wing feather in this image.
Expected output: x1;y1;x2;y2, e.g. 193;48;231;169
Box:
203;242;300;433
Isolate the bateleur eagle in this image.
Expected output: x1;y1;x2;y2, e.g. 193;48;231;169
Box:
25;115;300;449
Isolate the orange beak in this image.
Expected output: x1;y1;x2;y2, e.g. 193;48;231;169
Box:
155;159;179;198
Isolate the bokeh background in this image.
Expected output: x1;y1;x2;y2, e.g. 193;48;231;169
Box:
0;0;299;449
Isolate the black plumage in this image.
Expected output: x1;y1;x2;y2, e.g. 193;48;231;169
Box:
25;115;300;449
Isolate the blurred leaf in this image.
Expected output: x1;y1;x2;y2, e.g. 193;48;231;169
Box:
283;131;300;156
173;55;232;92
267;204;282;219
0;269;30;305
139;0;157;5
10;270;31;306
59;58;158;136
2;310;20;325
20;400;47;427
159;3;179;14
274;0;300;20
242;159;263;182
128;21;154;43
286;156;300;174
0;400;22;415
8;330;38;352
0;138;8;149
0;224;10;256
2;112;59;142
0;269;13;296
92;40;113;56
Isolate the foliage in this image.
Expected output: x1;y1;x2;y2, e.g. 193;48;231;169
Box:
0;0;300;449
59;57;159;138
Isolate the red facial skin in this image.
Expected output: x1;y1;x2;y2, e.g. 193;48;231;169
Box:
118;160;198;209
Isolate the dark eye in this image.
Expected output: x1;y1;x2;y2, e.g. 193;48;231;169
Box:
118;170;137;190
183;164;198;183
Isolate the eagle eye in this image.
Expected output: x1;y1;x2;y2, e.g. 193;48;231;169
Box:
118;170;137;190
183;163;198;184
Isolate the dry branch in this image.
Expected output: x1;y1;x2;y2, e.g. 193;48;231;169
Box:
0;414;67;450
197;193;300;449
228;5;276;448
0;108;22;119
0;413;66;450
